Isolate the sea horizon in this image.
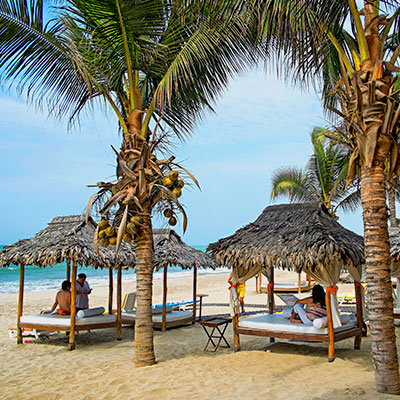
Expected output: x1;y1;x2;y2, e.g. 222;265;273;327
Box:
0;244;228;295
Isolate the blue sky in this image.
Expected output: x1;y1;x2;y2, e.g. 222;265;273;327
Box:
0;68;364;246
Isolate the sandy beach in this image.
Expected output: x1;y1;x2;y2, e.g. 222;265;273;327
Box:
0;270;398;400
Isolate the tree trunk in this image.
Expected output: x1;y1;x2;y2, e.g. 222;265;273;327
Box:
388;185;397;228
133;210;156;367
360;165;400;394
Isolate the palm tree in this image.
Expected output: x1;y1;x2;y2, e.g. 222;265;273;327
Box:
253;0;400;393
270;127;360;217
0;0;254;366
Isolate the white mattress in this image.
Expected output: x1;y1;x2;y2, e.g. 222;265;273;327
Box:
238;313;356;335
274;282;309;289
122;310;193;324
394;307;400;316
20;313;117;327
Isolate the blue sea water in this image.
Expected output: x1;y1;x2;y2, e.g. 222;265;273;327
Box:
0;245;228;294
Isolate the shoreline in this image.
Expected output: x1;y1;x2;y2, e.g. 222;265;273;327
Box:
1;270;398;399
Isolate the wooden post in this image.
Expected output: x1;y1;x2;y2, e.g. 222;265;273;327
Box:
268;267;274;314
68;260;77;351
192;267;197;324
17;264;25;344
354;282;363;349
108;268;113;315
117;265;122;340
66;259;71;281
298;272;302;293
162;265;168;332
233;313;240;351
325;290;335;362
258;272;262;294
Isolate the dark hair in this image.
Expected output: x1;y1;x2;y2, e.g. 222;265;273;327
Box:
62;280;71;291
312;284;326;307
78;273;86;279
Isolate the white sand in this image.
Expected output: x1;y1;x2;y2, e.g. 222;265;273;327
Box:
0;270;398;400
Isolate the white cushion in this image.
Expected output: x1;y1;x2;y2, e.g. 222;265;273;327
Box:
281;308;292;319
312;314;351;329
20;313;116;327
239;313;355;335
152;306;173;315
76;307;105;319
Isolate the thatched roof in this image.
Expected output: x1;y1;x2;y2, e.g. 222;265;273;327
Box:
207;203;364;273
0;216;216;270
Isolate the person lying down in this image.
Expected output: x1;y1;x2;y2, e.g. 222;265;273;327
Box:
290;284;327;325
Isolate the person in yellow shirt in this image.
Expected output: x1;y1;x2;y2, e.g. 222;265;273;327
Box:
228;271;246;315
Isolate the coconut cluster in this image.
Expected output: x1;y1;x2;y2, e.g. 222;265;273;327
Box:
98;216;142;247
162;170;184;226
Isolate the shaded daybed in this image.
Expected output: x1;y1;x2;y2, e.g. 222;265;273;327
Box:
0;215;135;350
258;271;313;293
208;203;365;362
121;229;218;330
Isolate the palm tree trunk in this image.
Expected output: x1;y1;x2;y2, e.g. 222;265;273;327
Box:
388;186;397;228
133;209;156;367
360;165;400;394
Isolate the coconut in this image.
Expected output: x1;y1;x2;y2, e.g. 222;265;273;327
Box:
126;222;137;235
163;209;173;218
169;170;179;181
109;237;117;245
99;220;109;229
168;216;177;226
176;179;184;189
172;188;182;198
162;177;174;187
100;238;109;248
123;233;132;243
98;230;106;239
105;226;115;237
131;216;143;225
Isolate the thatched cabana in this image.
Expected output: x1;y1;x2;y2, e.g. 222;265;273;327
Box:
208;203;365;362
1;216;217;347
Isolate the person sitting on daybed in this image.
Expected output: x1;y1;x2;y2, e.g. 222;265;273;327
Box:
40;280;71;315
290;284;327;325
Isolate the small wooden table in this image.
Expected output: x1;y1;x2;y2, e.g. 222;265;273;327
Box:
200;317;232;352
196;294;209;321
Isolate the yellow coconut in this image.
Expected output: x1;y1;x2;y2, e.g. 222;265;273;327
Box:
130;216;143;225
168;216;177;226
163;209;173;218
109;236;117;245
105;226;115;237
169;170;178;181
126;222;137;235
99;220;109;229
176;179;184;189
172;188;182;198
162;177;174;188
123;233;132;243
98;230;106;239
100;238;109;248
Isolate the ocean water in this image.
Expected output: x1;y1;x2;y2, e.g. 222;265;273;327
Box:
0;245;228;294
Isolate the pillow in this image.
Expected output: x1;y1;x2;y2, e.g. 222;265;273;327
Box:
281;308;293;319
313;314;352;329
152;306;173;315
76;307;105;319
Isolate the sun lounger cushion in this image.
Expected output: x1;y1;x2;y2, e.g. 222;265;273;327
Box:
239;313;355;335
121;310;192;324
152;306;173;315
20;313;116;327
76;307;105;319
394;307;400;317
312;314;351;329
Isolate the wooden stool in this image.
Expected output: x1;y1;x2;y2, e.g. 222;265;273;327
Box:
200;317;232;352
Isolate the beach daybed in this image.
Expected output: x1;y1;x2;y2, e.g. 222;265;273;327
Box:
259;271;312;293
208;203;365;362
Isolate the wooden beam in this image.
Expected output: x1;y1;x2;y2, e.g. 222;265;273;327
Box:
354;282;363;349
117;265;122;340
233;313;240;351
68;260;77;351
17;264;25;344
108;268;113;315
66;259;71;281
162;265;168;332
192;267;197;324
258;273;262;294
298;272;302;293
325;291;335;362
268;267;274;314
